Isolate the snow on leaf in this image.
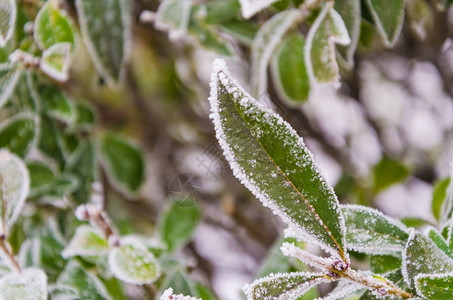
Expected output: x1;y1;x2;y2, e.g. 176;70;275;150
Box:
238;0;279;19
365;0;405;46
402;229;453;288
160;288;201;300
0;149;30;229
40;42;72;82
426;226;453;259
305;4;350;86
342;204;409;256
0;268;47;300
154;0;192;40
315;280;364;300
209;59;348;261
251;9;301;97
334;0;361;68
0;0;16;47
243;272;331;300
0;63;20;110
61;225;109;258
108;242;161;285
414;272;453;299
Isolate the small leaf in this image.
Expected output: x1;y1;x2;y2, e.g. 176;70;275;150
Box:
33;80;75;124
0;0;16;46
400;217;431;228
372;157;409;193
209;59;348;261
34;0;75;50
238;0;279;19
37;116;65;165
402;229;453;288
108;242;161;285
415;272;453;299
73;102;96;130
76;0;130;84
342;204;409;256
62;225;109;258
162;271;193;296
242;272;331;300
305;5;350;85
188;17;235;56
218;21;258;45
159;200;201;252
0;149;29;228
27;161;55;197
427;227;453;258
432;178;450;222
365;0;405;46
98;133;145;196
0;112;37;157
0;268;47;300
251;9;300;97
154;0;192;39
40;42;72;82
0;63;20;110
271;34;310;105
440;157;453;224
334;0;361;67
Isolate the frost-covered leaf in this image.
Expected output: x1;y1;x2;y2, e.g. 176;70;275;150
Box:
242;272;331;300
40;42;72;82
161;288;201;300
426;227;453;258
334;0;361;67
271;34;310;105
188;16;235;56
0;0;16;46
342;204;409;255
76;0;130;84
0;63;20;110
0;112;37;158
305;4;350;85
62;225;109;258
98;133;145;196
0;268;47;300
27;161;55;197
0;149;29;229
209;59;348;261
415;272;453;299
402;229;453;288
159;200;201;252
37;116;65;165
373;157;409;194
238;0;279;19
37;84;75;124
154;0;192;39
365;0;405;46
318;280;364;300
34;0;75;50
432;178;450;222
251;9;300;97
108;242;161;285
370;255;401;274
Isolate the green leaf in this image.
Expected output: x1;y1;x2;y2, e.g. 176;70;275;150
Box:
334;0;361;67
251;9;300;96
0;64;20;110
306;5;350;85
400;217;432;228
73;102;96;131
188;18;235;56
108;243;161;285
98;133;145;196
40;42;72;82
0;0;16;46
159;200;201;252
415;272;453;299
402;229;453;288
0;112;37;157
37;116;65;165
155;0;192;39
243;272;331;300
342;205;409;256
427;227;453;258
205;0;241;24
193;282;217;300
238;0;279;18
11;72;38;111
218;21;258;45
365;0;405;46
372;157;409;193
209;59;348;261
34;81;75;124
0;268;47;300
34;0;75;50
47;172;79;197
370;255;401;274
62;225;109;258
26;161;55;197
75;0;130;84
432;178;450;222
271;34;310;105
162;271;193;296
255;237;291;279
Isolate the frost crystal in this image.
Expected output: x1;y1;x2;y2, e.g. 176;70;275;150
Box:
160;288;200;300
316;280;364;300
238;0;279;19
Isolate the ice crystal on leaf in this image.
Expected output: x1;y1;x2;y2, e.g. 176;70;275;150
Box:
238;0;280;19
160;288;201;300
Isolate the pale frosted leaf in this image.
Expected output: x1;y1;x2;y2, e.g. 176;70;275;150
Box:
209;59;348;261
108;242;161;285
0;149;30;228
251;9;300;97
238;0;279;19
334;0;361;67
0;0;16;46
0;112;37;157
243;272;331;300
281;242;336;271
0;63;20;109
154;0;192;40
0;268;47;300
415;272;453;299
402;229;453;288
40;42;72;82
316;280;364;300
342;204;409;256
75;0;131;84
62;225;109;258
160;288;201;300
365;0;405;46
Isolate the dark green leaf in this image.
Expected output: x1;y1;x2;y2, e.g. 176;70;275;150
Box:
415;273;453;299
370;255;402;274
365;0;405;45
432;178;450;222
37;116;65;165
373;157;409;193
0;112;37;157
193;282;217;300
35;82;75;124
400;217;432;228
162;271;193;296
27;161;55;197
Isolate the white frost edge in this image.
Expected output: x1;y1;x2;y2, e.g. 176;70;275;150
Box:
0;0;17;47
154;0;192;41
281;242;335;271
239;0;279;19
61;225;109;259
0;63;20;110
242;271;331;300
251;9;300;97
336;0;361;68
414;271;453;298
108;242;161;285
209;58;348;261
315;279;364;300
160;288;201;300
365;0;405;47
0;267;47;299
401;228;415;288
41;42;73;82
